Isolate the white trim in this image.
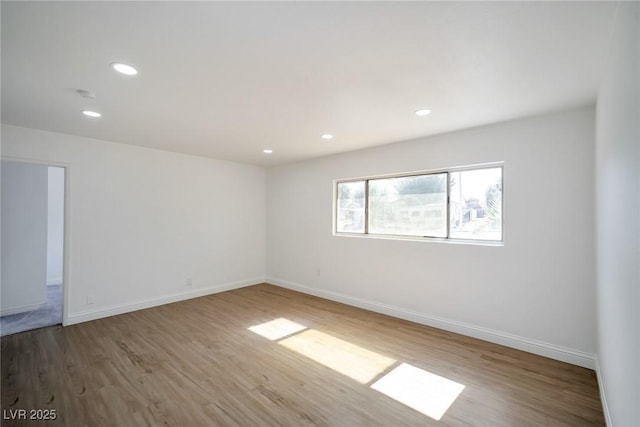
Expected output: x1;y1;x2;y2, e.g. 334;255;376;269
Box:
594;356;612;426
66;277;264;326
334;161;505;183
267;277;596;369
1;155;68;168
332;232;504;247
0;302;47;317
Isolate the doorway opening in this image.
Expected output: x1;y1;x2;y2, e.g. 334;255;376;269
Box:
1;161;66;336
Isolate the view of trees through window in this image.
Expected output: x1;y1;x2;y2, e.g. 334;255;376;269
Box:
336;181;365;233
369;174;447;237
450;168;502;241
336;166;502;241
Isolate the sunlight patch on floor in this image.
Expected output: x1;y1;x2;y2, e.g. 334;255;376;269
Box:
249;318;464;420
279;329;396;384
371;363;465;421
248;318;307;341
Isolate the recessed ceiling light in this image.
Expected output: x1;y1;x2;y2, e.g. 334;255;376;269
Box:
415;109;432;116
263;149;273;154
82;110;101;118
321;134;334;140
111;62;138;76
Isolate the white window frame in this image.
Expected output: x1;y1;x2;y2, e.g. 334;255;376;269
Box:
333;162;504;244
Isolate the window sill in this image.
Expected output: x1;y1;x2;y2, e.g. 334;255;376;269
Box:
333;232;504;247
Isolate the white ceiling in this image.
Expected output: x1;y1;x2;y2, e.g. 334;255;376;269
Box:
1;2;618;167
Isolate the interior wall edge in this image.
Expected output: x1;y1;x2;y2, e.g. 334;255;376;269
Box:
65;276;265;326
266;277;596;370
594;355;613;426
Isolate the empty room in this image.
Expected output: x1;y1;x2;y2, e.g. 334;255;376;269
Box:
1;1;638;426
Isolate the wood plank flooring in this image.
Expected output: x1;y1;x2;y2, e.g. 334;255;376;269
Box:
1;284;604;426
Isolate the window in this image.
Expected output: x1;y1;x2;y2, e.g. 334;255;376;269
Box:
449;168;502;241
336;181;365;233
368;174;447;238
335;165;503;242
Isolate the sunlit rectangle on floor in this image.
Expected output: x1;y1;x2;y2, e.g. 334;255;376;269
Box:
279;329;396;384
370;363;465;421
248;318;307;341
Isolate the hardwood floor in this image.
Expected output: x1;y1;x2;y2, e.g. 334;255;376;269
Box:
1;284;604;426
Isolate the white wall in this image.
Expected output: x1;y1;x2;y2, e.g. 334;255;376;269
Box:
1;160;48;315
595;3;640;426
1;125;266;324
267;107;597;367
47;166;64;285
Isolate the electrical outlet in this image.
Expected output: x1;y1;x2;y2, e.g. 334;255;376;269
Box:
186;278;193;287
86;295;94;305
316;268;321;277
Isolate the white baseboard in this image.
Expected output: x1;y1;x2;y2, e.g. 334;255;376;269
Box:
65;277;265;326
0;302;47;317
267;277;596;369
47;277;63;286
594;356;612;426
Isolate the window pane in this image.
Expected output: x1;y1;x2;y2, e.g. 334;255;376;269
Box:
336;181;365;233
449;168;502;241
369;174;447;237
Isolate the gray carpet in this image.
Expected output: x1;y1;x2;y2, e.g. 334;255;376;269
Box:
0;284;62;336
